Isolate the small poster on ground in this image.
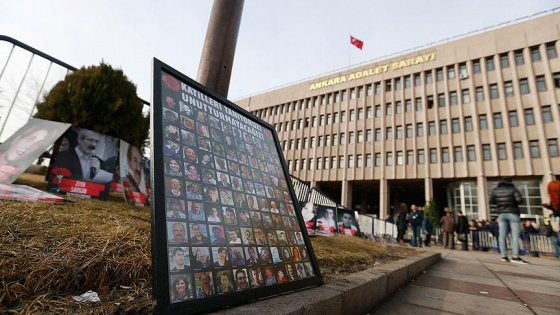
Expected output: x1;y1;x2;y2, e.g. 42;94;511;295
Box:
119;141;149;206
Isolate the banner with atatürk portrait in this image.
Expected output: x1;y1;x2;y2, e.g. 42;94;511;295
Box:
151;59;322;314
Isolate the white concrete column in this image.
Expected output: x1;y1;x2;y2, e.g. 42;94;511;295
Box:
379;179;389;220
477;176;489;221
424;177;433;206
341;180;352;208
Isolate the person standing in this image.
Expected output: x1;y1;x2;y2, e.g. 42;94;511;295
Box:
456;211;469;251
396;203;408;246
440;208;456;249
409;204;423;247
422;212;433;247
542;180;560;261
489;178;529;264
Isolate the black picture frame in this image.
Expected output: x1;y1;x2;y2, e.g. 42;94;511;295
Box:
151;59;323;314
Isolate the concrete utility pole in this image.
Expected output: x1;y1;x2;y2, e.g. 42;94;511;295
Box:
197;0;245;98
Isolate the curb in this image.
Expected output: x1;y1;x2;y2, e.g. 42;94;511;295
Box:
211;251;442;314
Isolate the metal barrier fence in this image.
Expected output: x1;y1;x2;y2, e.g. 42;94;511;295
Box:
361;216;555;256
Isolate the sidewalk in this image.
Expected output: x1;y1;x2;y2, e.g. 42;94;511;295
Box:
370;247;560;315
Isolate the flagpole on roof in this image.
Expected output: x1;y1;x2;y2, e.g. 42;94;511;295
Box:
348;35;351;67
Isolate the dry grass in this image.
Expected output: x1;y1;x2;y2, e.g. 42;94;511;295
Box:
0;174;417;314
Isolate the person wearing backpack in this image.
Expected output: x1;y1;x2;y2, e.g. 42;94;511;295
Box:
542;180;560;261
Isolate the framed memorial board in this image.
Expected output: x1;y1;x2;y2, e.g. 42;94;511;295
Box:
151;59;323;314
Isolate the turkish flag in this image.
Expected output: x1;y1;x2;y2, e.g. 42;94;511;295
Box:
350;36;363;50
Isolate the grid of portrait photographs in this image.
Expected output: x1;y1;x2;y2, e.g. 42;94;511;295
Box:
155;65;318;307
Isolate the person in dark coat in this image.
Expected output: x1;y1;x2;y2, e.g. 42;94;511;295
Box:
396;203;408;245
456;210;469;251
409;204;423;247
422;213;434;247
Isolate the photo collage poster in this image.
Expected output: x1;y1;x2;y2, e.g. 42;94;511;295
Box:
119;140;149;206
47;127;119;200
152;60;322;313
0;118;71;184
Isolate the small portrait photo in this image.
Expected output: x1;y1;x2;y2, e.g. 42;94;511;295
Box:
215;270;234;294
163;139;181;158
181;129;197;146
261;173;271;185
180;115;195;131
169;246;190;272
252;171;262;184
286;203;296;216
241;166;252;180
192;247;212;270
164;94;177;109
163;108;179;125
282;216;292;230
213;142;225;157
295;263;306;279
214;156;228;172
197;122;210;138
271;214;284;229
270;175;279;187
200;153;215;169
180;101;193;117
238;153;249;165
246;195;259;211
164;157;183;177
263;266;277;286
170;274;194;302
291;246;302;262
232;191;245;208
248;156;259;169
243;181;256;195
251;211;263;227
212;246;230;269
226;226;242;245
276;230;288;245
265;186;275;199
234;268;250;291
228;160;240;176
281;246;292;263
234;139;245;152
279;202;287;215
243;132;253;145
291;217;302;232
168;221;188;244
286;231;297;245
210;128;222;142
183;146;199;164
216;172;231;188
304;262;315;277
165;177;183;197
254;183;266;197
241;227;255;245
225;148;237;161
221;122;232;135
275;265;288;283
285;263;297;281
295;231;305;245
185;181;203;200
204;186;219;203
247;267;264;288
208;225;227;246
253;228;267;245
266;230;279;246
198;137;212;152
189;223;210;246
194;271;215;298
301;246;309;261
229;247;246;267
260;198;269;212
166;198;186;220
231;175;243;191
245;246;259;265
164;123;180;141
208;116;220;129
201;168;217;185
184;163;201;181
187;201;205;221
223;207;237;225
223;134;234;148
206;206;223;223
337;211;359;236
258;247;272;265
195;111;207;124
262;213;273;228
270;246;282;263
238;210;252;227
218;188;234;206
233;128;243;140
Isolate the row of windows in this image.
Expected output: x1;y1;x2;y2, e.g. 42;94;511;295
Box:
286;138;559;171
280;106;556;150
254;41;558;119
273;75;560;132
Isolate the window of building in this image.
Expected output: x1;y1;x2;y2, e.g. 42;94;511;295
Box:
525;108;535;125
485;56;495;71
318;136;322;147
467;145;476;161
344;155;350;168
303;138;308;149
332;134;338;146
366;85;372;97
483;144;491;161
554;72;560;88
536;75;547;92
317;158;321;170
333;113;339;124
425;71;433;84
464;116;473;131
442;147;450;163
440;119;448;134
438;93;445;107
375;153;381;166
490;84;499;99
542;105;553;123
414;73;422;86
472;59;481;73
357;130;363;143
385;152;393;166
396;125;402;139
349;109;355;121
548;139;559;157
514;49;524;65
375;128;381;141
301;159;307;171
530;45;541;62
358;86;364;98
288;160;293;171
386;103;392;115
366;129;372;142
375;105;381;117
454;146;463;162
406;124;413;138
396;151;403;165
428;121;436;136
326;114;331;125
417;149;425;164
366;153;372;167
497;143;507;160
449;91;458;105
334;92;340;103
514;141;523;159
310;137;315;148
476;86;484;101
341;90;347;101
358;108;364;120
319;115;325;126
386;127;393;140
395;101;402;114
459;63;467;77
324;157;330;169
447;66;456;79
479;114;488;130
504;81;514;97
427;95;434;109
289;139;294;150
349;131;354;144
374;83;381;95
546;41;558;59
295;159;300;171
509;110;519;127
312;116;317;127
519;78;530;94
500;53;510;68
415;97;422;111
325;135;330;147
357;154;363;167
452;118;460;133
305;117;310;128
366;106;372;118
405;99;412;112
309;158;314;170
404;75;411;88
436;68;444;81
395;78;401;90
407;150;414;165
530;140;540;158
416;123;424;137
493;112;503;129
340;133;345;145
429;148;438;163
385;80;392;92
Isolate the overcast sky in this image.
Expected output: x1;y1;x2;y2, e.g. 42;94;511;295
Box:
1;0;559;106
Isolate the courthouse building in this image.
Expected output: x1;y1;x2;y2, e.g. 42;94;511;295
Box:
236;11;560;221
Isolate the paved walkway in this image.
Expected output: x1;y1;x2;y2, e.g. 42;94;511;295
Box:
369;248;560;315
